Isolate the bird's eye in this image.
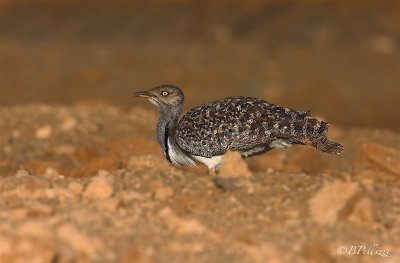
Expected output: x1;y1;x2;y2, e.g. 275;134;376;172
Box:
161;91;169;96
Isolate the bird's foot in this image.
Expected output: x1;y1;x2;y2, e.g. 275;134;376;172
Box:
208;168;217;176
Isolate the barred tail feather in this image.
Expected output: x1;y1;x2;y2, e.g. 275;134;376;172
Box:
301;116;343;154
310;136;344;154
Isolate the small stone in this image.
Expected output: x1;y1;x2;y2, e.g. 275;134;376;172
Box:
308;180;358;225
11;129;21;138
35;125;53;139
44;167;63;179
60;116;77;131
219;151;252;178
44;189;56;199
68;181;84;195
266;168;274;173
83;173;114;200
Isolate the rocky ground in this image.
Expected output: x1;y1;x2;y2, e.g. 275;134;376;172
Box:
0;103;399;263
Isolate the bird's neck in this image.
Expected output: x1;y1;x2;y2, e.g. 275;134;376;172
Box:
156;107;182;159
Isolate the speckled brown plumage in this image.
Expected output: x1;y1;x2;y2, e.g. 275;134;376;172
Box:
176;96;343;157
135;85;343;174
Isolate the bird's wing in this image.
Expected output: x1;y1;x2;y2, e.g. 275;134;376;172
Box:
175;97;321;157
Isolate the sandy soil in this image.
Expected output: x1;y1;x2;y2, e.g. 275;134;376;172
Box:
0;103;399;263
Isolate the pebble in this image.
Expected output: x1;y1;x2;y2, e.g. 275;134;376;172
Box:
308;180;358;225
11;129;21;138
60;116;77;131
219;151;252;178
44;167;63;179
35;125;53;139
68;181;84;195
83;172;114;200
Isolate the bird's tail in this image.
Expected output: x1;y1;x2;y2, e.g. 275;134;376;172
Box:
301;119;344;154
308;136;344;154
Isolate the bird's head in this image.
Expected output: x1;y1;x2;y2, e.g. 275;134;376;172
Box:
135;85;184;115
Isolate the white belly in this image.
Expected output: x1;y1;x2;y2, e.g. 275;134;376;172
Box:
269;139;292;148
167;138;224;170
193;155;224;170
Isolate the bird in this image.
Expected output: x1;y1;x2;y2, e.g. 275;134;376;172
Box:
135;84;343;175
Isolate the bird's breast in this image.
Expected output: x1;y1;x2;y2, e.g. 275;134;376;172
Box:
167;137;197;167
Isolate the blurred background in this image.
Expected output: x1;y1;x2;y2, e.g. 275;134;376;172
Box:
0;0;399;131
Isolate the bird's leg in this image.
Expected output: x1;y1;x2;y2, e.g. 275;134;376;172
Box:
208;167;217;176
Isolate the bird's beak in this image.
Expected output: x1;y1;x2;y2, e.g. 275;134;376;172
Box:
134;90;155;98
